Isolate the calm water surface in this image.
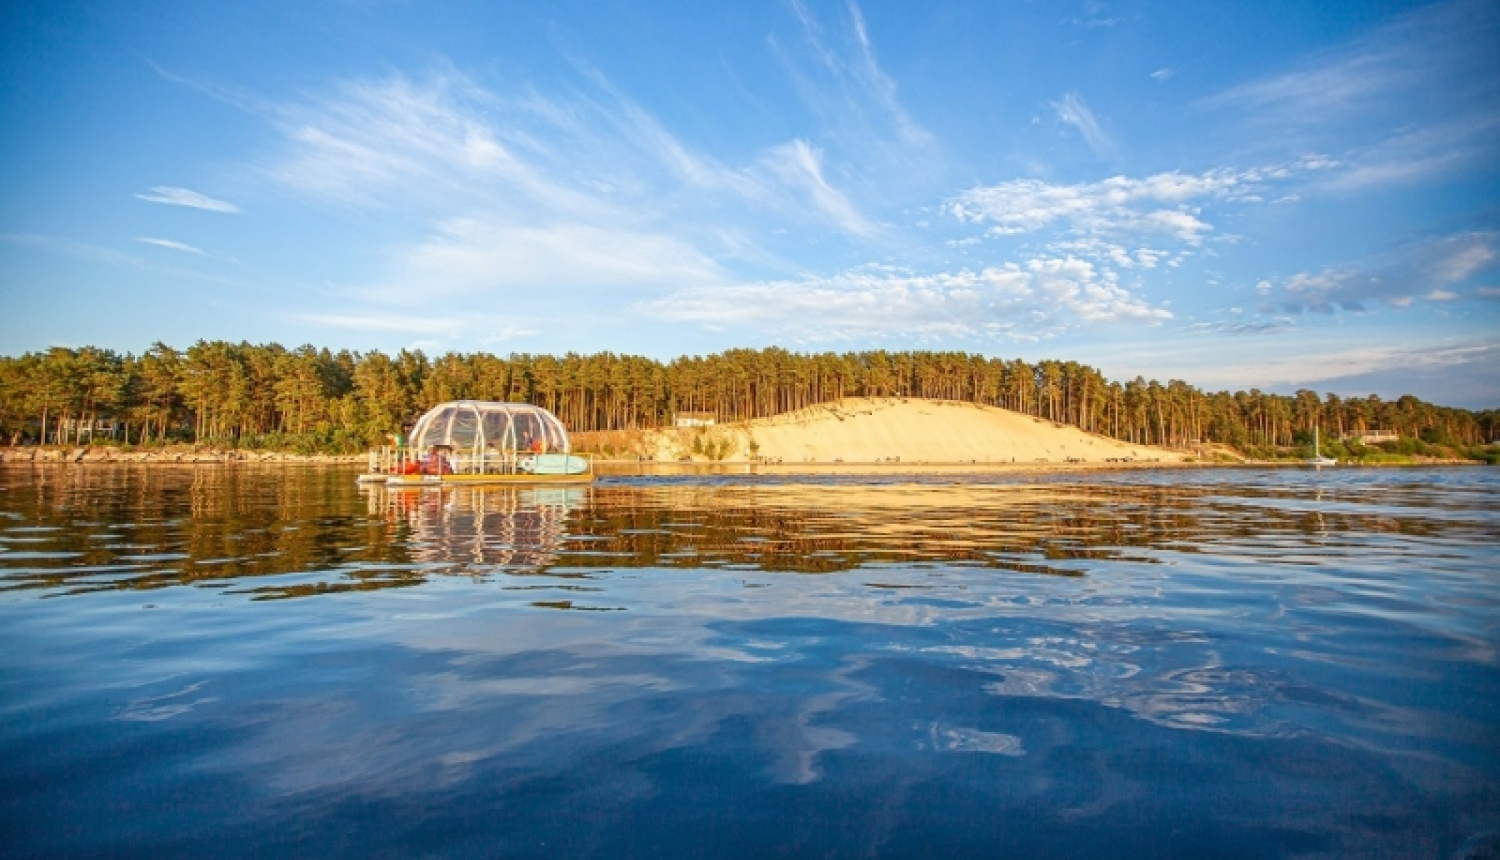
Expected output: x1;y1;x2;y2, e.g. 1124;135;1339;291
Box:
2;464;1497;859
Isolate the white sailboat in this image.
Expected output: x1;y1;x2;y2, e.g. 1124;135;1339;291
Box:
1307;426;1337;467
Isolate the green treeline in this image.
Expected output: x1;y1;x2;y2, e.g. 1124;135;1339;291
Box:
0;341;1495;457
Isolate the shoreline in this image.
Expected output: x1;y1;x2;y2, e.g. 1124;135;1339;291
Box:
0;447;1482;472
589;458;1484;474
0;446;363;465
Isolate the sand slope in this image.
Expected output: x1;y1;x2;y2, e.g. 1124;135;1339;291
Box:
648;398;1184;464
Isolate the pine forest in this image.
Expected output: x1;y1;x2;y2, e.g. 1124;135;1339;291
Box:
1;342;1495;460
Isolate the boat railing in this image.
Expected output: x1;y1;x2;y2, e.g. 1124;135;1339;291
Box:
365;446;593;478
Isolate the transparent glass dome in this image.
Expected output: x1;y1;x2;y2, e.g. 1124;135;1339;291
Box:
408;401;571;453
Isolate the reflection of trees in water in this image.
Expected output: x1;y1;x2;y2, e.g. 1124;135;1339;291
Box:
0;469;589;598
0;465;387;596
0;467;1482;599
373;486;582;571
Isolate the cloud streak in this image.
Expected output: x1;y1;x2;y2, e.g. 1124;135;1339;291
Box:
135;186;241;213
945;167;1275;244
294;312;469;335
266;67;883;240
1211;0;1498;116
1091;331;1498;402
1052;93;1116;158
1207;0;1499;188
1267;231;1499;313
776;0;938;179
2;233;229;283
383;217;727;300
765;140;872;235
252;55;931;321
641;257;1171;343
1256;340;1498;388
136;237;207;255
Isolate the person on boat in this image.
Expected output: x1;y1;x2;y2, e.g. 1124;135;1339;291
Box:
420;446;453;475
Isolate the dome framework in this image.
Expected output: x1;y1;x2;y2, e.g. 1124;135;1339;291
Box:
362;400;590;485
409;401;571;454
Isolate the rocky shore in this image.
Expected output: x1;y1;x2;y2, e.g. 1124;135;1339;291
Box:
0;446;363;465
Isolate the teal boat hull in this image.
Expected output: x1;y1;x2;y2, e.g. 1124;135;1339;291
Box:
526;453;590;475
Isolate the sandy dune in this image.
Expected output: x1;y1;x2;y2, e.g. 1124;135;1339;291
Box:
647;398;1184;464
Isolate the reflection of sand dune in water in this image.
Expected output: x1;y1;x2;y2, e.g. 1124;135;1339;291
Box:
649;398;1185;464
584;482;1160;576
373;487;584;569
604;482;1096;511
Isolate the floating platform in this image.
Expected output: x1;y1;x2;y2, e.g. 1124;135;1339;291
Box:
382;470;593;487
359;401;594;487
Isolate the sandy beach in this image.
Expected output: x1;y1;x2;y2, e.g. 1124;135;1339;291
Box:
640;397;1188;466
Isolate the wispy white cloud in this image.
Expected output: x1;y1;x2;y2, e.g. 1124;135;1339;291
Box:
1051;92;1116;159
1278;338;1500;407
135;186;241;213
1266;230;1499;312
294;312;468;335
1433;237;1496;282
1209;0;1497;118
1095;333;1498;400
268;72;586;212
3;233;229;283
362;216;727;305
640;257;1170;342
1211;47;1404;121
1321;153;1467;193
560;59;769;200
1186;317;1294;336
151;0;933;333
1070;2;1124;28
1248;339;1494;384
946;167;1271;244
267;66;880;249
764;140;872;235
842;2;934;151
1208;0;1499;189
5;232;143;268
1150;68;1174;82
146;60;267;114
776;0;937;173
247;52;950;323
135;237;207;256
1278;269;1364;313
1293;341;1484;385
1314;114;1500;193
290;312;543;353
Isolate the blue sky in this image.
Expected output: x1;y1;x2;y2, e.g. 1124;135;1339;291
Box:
2;0;1497;406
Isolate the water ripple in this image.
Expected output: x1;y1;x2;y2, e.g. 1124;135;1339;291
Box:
1;464;1497;858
